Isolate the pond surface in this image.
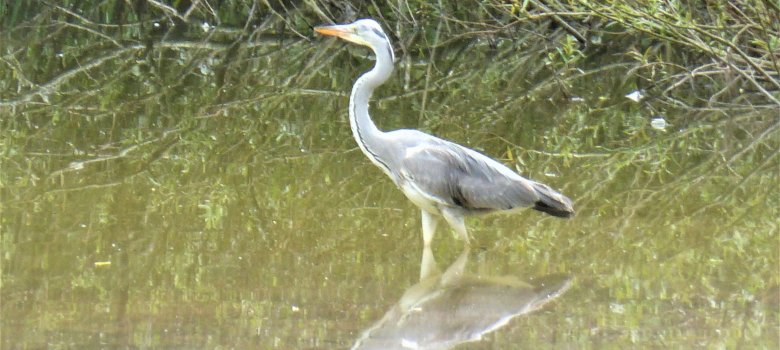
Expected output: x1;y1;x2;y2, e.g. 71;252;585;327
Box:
2;5;778;349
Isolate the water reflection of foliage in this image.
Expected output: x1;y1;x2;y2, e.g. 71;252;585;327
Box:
1;1;777;349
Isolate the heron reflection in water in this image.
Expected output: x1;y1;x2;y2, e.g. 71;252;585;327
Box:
315;19;574;247
351;246;572;349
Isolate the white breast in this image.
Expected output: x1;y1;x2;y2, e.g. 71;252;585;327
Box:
399;180;442;215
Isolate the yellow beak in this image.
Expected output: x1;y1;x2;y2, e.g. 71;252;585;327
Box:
314;25;349;38
314;24;368;46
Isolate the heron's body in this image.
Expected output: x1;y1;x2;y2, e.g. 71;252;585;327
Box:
315;19;574;246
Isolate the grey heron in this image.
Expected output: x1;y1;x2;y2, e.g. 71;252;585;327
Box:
315;19;574;247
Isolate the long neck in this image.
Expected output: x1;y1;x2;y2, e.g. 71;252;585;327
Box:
350;42;395;175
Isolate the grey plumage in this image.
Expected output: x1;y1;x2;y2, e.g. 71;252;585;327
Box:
315;19;574;246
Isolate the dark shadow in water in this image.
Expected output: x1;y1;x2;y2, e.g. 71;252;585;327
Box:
352;246;572;349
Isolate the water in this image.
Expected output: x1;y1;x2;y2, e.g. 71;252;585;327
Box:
2;5;778;349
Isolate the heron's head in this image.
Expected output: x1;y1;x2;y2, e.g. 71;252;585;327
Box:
314;19;394;61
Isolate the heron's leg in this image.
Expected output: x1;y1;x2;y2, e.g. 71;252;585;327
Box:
421;210;439;247
419;244;439;281
441;208;470;245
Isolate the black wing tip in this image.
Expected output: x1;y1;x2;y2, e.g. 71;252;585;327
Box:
533;201;575;218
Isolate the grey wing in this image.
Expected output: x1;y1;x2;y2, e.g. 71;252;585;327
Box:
399;142;539;211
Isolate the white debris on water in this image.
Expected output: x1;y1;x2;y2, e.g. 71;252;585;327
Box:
625;90;644;102
651;117;667;131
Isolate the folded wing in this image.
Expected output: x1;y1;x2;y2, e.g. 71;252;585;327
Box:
398;141;541;213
